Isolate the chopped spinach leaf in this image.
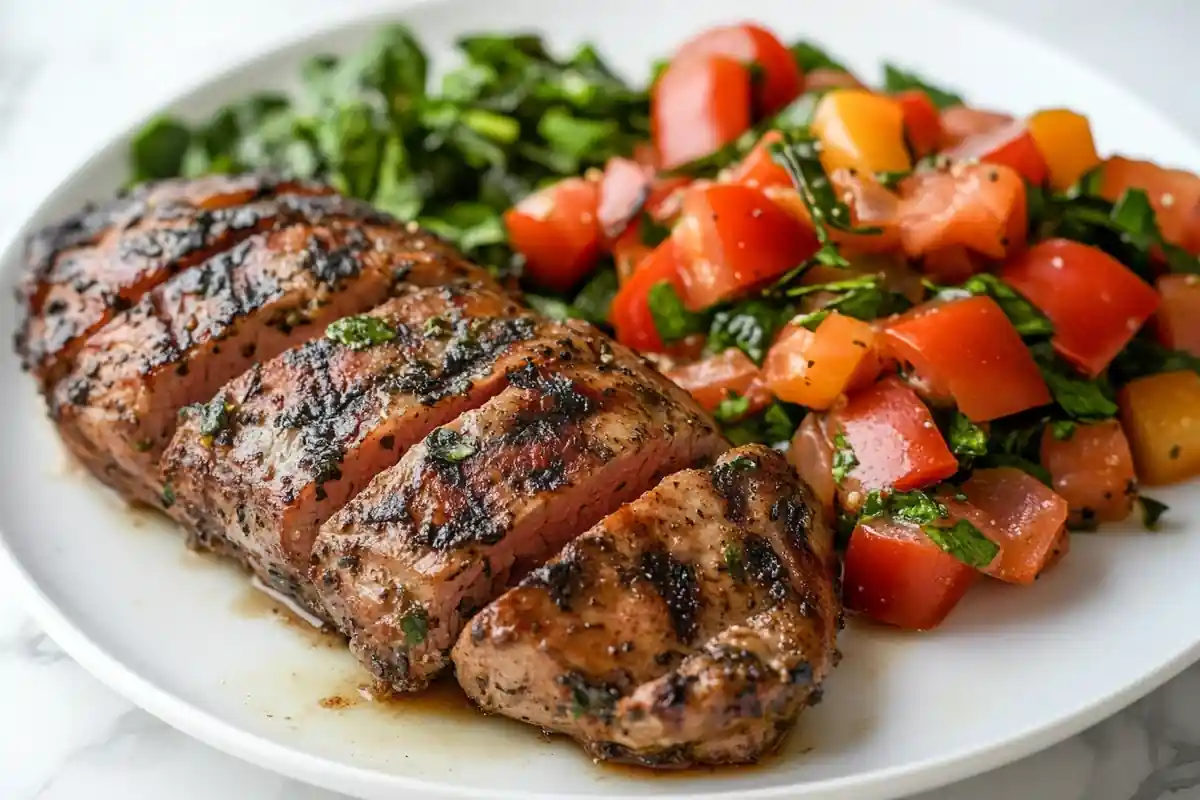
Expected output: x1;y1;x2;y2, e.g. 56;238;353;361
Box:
948;412;988;457
1109;335;1200;384
924;519;999;568
647;281;707;343
707;300;789;363
721;402;800;446
326;315;397;350
789;40;850;74
1050;420;1078;441
1030;343;1118;420
713;393;752;424
571;266;618;325
131;116;192;182
881;64;964;109
862;489;948;526
943;273;1054;339
1140;496;1169;530
723;542;747;583
831;431;858;485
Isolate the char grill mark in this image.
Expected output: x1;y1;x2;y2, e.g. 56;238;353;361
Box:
52;211;492;509
163;287;584;615
312;338;726;692
16;173;342;387
453;446;840;767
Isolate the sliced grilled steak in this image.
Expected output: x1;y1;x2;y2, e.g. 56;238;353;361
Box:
453;445;839;768
52;213;492;509
16;173;334;389
312;340;726;691
163;286;593;612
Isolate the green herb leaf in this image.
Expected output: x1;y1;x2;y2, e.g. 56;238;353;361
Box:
130;116;192;182
1031;343;1118;420
326;315;398;350
881;64;964;109
426;427;477;463
647;281;708;343
161;482;177;509
862;489;949;526
789;41;850;73
571;267;618;326
720;402;800;446
723;542;747;583
1140;496;1169;530
400;606;429;647
198;395;233;439
948;412;988;457
538;107;623;167
948;273;1054;339
831;431;859;486
1109;335;1200;384
1050;420;1078;441
713;393;752;424
707;300;790;364
638;214;672;247
923;518;999;568
525;294;579;321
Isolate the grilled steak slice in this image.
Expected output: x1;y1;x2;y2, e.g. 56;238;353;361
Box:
16;173;334;389
453;445;839;768
51;213;492;509
163;286;592;612
312;340;726;691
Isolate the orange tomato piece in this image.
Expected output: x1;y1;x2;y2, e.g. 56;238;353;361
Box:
1027;109;1101;192
671;183;818;310
764;314;881;410
1099;156;1200;255
898;163;1027;261
945;120;1049;186
1041;420;1137;526
938;106;1013;149
505;177;601;293
1119;370;1200;486
664;348;772;416
673;24;802;116
894;90;943;159
653;55;753;170
884;295;1051;422
811;90;912;176
1155;274;1200;357
1001;239;1159;376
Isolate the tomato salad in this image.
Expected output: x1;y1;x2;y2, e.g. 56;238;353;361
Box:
131;23;1200;631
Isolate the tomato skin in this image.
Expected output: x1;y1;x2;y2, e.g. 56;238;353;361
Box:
1027;109;1101;192
610;240;683;353
764;315;882;410
898;163;1027;262
673;24;802;116
1119;370;1200;486
789;413;837;517
884;295;1051;422
1100;156;1200;254
727;131;793;189
843;516;978;630
664;348;772;415
505;177;601;293
945;121;1049;186
1155;274;1200;356
894;90;943;158
938;106;1013;149
834;377;959;492
671;183;819;310
597;157;653;241
1041;420;1137;526
812;90;912;176
1001;239;1160;376
949;468;1069;584
653;56;753;170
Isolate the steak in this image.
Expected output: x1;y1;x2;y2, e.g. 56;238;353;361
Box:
50;203;493;508
163;286;594;612
312;338;727;691
453;445;840;767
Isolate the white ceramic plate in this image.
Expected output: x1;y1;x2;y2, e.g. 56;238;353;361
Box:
2;1;1199;798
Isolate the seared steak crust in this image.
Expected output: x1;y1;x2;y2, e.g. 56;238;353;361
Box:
453;446;839;767
312;336;727;691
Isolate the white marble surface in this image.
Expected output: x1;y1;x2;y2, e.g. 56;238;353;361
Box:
2;1;1200;798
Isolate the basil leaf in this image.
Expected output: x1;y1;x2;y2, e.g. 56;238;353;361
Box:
924;519;999;568
862;489;949;526
1030;343;1118;420
881;64;964;109
572;267;618;326
707;300;790;364
720;402;800;446
647;281;707;343
1050;420;1077;441
948;412;988;457
789;40;850;73
831;431;859;485
326;315;397;350
949;273;1054;339
130;116;192;182
713;393;752;424
1140;496;1169;530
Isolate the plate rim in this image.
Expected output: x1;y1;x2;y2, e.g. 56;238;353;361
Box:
3;1;1200;798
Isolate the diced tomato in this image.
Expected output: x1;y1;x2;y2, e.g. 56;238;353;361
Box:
611;225;651;285
673;24;802;116
664;348;772;416
834;377;958;491
727;131;793;189
894;90;943;159
646;176;693;220
765;169;902;255
597;157;653;241
947;468;1069;584
671;183;819;310
505;177;601;293
1041;420;1137;526
804;68;865;92
653;56;753;170
1001;239;1159;376
898;163;1027;261
1155;274;1200;356
1099;157;1200;254
811;90;912;176
610;240;683;352
938;106;1013;149
789;413;837;517
1119;370;1200;486
1027;109;1101;192
764;315;882;410
945;120;1048;186
884;295;1051;421
843;516;978;630
919;246;983;284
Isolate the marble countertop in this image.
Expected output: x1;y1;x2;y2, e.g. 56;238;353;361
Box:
2;1;1199;798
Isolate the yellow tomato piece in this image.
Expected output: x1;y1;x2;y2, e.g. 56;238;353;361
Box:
764;313;880;410
1119;370;1200;486
812;90;911;176
1027;109;1100;192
